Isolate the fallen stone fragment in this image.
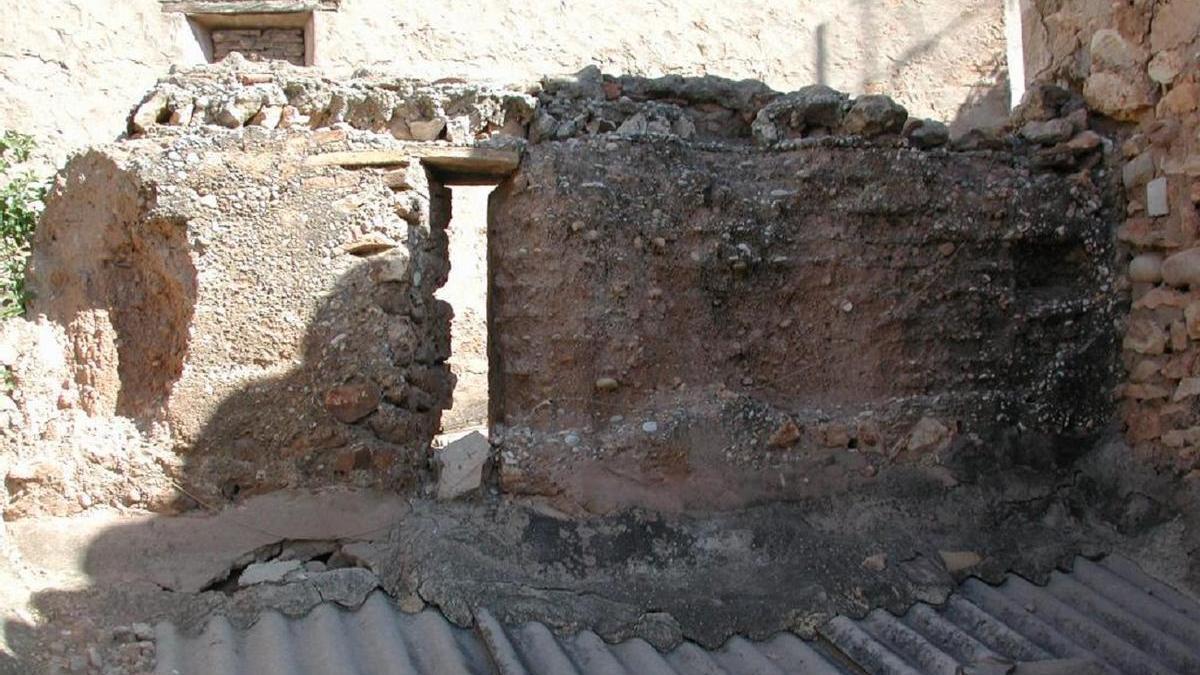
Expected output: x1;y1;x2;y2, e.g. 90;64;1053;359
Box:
634;611;683;651
342;232;399;256
862;553;887;572
277;540;337;561
1013;83;1070;123
252;105;283;129
906;417;951;454
841;95;907;137
767;419;802;448
1065;130;1102;153
408;118;446;141
436;431;490;500
595;377;619;392
939;550;983;574
1019;119;1073;146
238;559;302;586
131;90;170;133
751;84;848;144
903;118;949;149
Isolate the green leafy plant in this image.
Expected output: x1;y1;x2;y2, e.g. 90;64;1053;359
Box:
0;130;46;318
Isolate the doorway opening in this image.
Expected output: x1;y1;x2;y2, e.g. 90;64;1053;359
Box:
435;183;496;440
412;147;517;449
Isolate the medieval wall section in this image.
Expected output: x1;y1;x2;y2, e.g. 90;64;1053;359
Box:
490;135;1119;513
1019;0;1200;474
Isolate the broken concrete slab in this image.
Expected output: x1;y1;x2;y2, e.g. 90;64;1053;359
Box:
310;568;379;608
238;560;301;586
6;489;408;593
436;431;491;500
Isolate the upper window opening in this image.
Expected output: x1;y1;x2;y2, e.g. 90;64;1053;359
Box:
163;1;341;67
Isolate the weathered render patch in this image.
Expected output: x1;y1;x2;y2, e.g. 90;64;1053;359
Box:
490;136;1120;512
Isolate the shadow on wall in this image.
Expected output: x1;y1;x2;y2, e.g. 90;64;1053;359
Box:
950;56;1013;137
178;262;453;507
0;249;456;671
851;1;1012;134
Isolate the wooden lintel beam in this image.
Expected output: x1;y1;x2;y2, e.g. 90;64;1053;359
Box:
416;147;521;177
304;147;521;176
304;151;412;168
161;1;338;14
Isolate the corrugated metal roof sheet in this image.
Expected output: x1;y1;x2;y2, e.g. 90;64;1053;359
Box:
154;555;1200;674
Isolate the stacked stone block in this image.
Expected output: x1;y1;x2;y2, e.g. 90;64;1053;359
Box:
1024;0;1200;473
212;28;305;66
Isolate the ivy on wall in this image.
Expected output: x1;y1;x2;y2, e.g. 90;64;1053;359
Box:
0;131;45;319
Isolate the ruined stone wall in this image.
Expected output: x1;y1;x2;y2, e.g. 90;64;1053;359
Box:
491;106;1120;513
6;125;469;514
1;58;1124;517
1020;0;1200;473
0;0;1009;167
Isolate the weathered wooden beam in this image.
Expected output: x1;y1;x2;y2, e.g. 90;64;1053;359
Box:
416;147;521;177
161;1;338;14
304;151;412;168
304;147;521;176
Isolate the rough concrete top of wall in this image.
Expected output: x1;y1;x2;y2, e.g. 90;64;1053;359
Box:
131;56;1106;166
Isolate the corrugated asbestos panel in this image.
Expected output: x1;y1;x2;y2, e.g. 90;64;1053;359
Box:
818;556;1200;675
154;555;1200;675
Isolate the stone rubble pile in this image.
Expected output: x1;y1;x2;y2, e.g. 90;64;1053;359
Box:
128;58;1114;160
131;53;537;143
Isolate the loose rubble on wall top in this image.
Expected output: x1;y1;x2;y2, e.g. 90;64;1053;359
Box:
127;56;1107;166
